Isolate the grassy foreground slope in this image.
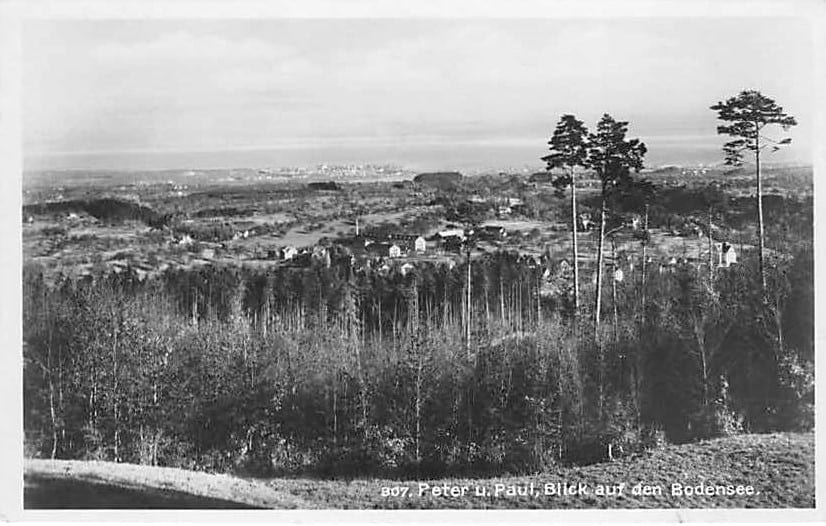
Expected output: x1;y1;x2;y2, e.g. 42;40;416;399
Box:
25;432;813;509
25;459;309;509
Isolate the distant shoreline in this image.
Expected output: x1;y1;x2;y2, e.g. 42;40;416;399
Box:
21;160;813;191
22;136;810;175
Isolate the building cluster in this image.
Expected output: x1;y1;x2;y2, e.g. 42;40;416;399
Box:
427;224;508;252
334;232;427;259
541;241;739;297
270;241;424;277
274;245;332;268
497;197;526;217
260;164;410;180
270;223;514;271
462;194;527;218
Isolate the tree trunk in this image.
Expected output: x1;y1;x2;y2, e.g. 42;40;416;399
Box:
641;204;649;316
594;198;608;417
594;198;607;332
45;311;59;460
571;171;580;314
377;298;382;347
755;127;767;290
415;356;422;464
443;286;449;331
332;376;338;445
348;289;369;438
48;369;58;459
466;245;472;358
355;342;369;439
611;237;618;343
707;206;714;276
694;320;709;407
773;290;785;361
484;282;490;327
191;290;198;325
499;279;505;325
112;313;120;462
58;358;65;453
393;300;399;348
700;348;709;406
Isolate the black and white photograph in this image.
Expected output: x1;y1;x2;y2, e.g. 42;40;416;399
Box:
2;0;823;520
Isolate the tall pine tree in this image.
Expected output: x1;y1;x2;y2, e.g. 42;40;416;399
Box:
543;114;590;316
711;90;797;290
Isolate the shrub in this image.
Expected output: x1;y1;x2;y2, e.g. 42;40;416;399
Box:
687;403;743;440
41;226;67;237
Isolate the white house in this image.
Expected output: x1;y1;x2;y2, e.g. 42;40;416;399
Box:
414;236;426;253
719;243;737;267
578;213;593;231
312;246;331;267
389;234;427;254
388;244;402;258
438;228;466;240
282;246;298;260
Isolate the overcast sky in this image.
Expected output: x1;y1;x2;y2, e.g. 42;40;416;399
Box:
23;18;814;169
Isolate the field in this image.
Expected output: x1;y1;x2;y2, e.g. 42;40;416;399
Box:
25;432;814;509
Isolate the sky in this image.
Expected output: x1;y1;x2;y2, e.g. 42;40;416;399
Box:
22;18;815;171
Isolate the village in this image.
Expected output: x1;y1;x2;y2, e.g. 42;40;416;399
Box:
21;165;753;303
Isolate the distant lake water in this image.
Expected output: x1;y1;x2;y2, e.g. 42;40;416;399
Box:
25;137;808;173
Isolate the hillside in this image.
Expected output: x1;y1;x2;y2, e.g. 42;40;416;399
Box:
413;171;463;189
25;432;813;509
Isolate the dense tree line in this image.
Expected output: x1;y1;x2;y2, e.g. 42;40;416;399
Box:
23;198;159;226
23;243;813;477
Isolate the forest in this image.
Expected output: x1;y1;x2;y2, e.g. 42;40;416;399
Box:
23;237;813;477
